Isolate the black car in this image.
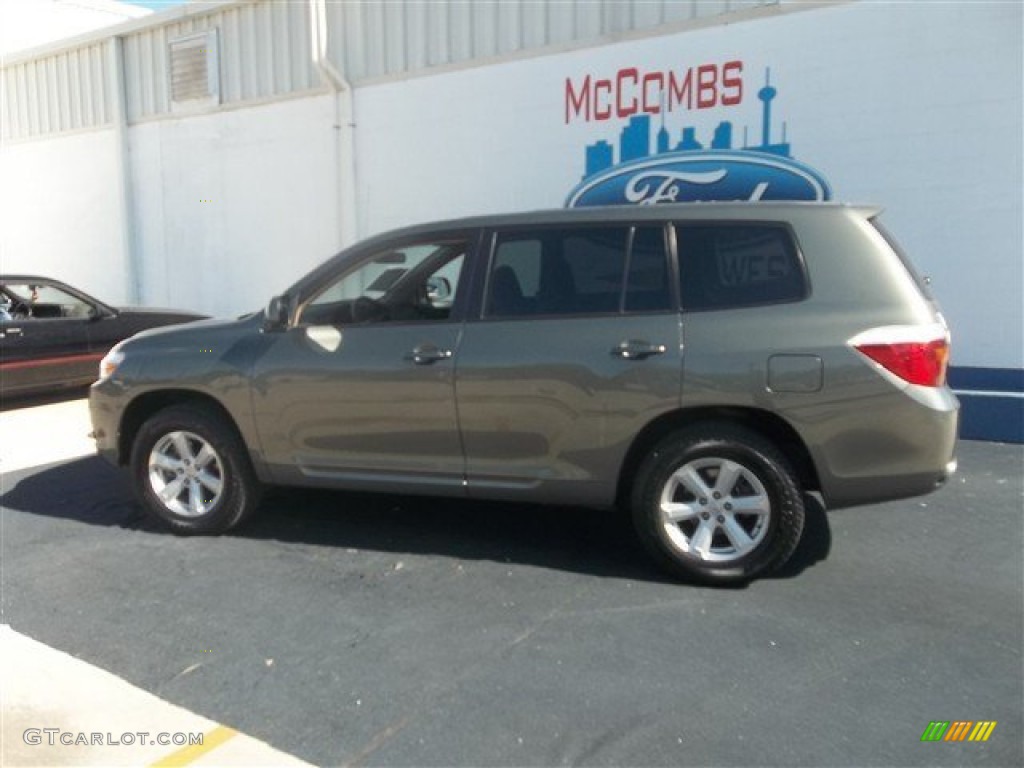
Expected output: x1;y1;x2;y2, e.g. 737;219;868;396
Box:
1;276;205;398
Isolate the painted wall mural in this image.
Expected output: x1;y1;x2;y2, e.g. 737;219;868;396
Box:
563;65;831;207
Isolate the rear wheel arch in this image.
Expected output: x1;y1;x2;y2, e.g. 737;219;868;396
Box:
630;422;805;582
615;406;820;509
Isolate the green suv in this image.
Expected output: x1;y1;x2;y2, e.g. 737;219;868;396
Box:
89;203;958;583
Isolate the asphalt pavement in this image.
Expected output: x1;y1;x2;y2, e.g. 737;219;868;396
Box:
1;398;1021;767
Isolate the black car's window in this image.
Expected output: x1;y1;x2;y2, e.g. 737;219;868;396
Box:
1;282;92;319
300;241;466;326
486;225;671;318
675;224;806;310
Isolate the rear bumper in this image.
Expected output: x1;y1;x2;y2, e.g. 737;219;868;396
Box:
813;386;959;510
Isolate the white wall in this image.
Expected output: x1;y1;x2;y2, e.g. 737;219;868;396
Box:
2;2;1019;371
129;94;342;316
355;1;1022;370
2;92;341;319
0;129;129;304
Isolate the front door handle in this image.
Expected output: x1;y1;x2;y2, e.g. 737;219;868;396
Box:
408;343;453;365
613;340;667;360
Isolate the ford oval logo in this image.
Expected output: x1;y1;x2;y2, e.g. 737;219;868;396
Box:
565;151;832;208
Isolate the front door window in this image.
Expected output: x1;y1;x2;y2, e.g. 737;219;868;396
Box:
301;242;466;326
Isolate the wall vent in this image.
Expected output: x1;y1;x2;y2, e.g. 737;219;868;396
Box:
169;30;219;109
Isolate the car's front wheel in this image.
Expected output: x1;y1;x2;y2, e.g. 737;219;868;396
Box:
130;404;262;534
631;425;805;584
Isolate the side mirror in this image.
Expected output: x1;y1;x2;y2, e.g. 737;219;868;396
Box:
426;276;451;303
88;304;116;321
263;295;290;331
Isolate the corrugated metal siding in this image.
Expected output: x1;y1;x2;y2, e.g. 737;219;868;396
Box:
1;0;779;141
218;1;315;107
328;0;779;84
122;2;317;122
1;41;110;141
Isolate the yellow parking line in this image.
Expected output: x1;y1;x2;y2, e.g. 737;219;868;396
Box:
150;725;237;767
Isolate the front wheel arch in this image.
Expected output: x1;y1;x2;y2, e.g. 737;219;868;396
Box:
118;390;249;467
129;402;263;534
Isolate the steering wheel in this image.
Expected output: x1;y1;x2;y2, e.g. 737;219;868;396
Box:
351;296;389;324
9;301;31;319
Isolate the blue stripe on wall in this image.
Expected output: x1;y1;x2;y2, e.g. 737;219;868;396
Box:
948;367;1024;393
948;367;1023;444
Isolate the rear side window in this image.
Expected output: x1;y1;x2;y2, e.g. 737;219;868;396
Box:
676;224;806;310
871;218;934;300
487;226;671;317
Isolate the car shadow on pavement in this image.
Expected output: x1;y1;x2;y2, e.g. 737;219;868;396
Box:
2;455;831;586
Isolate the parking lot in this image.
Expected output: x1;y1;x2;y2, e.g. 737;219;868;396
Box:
1;397;1021;767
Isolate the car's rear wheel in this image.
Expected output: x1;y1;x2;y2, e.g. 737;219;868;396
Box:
130;404;261;534
631;425;805;584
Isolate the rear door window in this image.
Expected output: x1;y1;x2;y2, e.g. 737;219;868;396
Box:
486;225;671;317
625;227;672;312
676;224;807;310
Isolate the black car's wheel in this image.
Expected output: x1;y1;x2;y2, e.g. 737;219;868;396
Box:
631;424;805;584
130;404;262;534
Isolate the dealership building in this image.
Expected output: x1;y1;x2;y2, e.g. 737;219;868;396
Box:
1;0;1020;441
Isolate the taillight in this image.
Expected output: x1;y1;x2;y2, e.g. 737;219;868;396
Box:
849;324;950;387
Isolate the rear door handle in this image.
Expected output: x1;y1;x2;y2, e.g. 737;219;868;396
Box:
408;343;453;365
613;340;667;360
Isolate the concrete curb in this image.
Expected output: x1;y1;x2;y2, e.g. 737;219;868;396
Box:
1;626;312;767
0;399;95;474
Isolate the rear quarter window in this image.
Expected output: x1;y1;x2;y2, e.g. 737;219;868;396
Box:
870;218;935;300
676;223;807;310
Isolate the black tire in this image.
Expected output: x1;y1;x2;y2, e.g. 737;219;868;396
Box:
130;404;262;534
631;424;805;584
